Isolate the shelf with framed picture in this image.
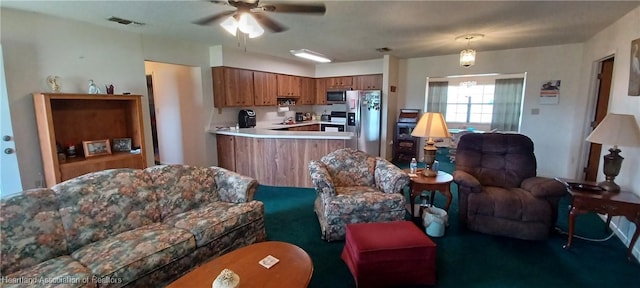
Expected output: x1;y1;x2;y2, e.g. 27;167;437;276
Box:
33;93;147;187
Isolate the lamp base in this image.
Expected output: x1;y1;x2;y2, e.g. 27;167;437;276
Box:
597;180;620;193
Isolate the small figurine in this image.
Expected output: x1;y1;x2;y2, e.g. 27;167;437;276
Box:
105;83;114;94
46;75;60;92
88;79;101;94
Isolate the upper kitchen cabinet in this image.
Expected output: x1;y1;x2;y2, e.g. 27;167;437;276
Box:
325;76;353;90
253;71;278;106
277;74;301;97
298;77;316;105
354;74;383;90
212;67;254;107
315;78;327;105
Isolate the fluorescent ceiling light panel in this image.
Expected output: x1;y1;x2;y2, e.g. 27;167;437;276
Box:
290;49;331;63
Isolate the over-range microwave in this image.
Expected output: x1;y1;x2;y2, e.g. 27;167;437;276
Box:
326;90;347;104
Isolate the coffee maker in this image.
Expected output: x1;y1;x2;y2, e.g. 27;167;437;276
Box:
238;109;256;128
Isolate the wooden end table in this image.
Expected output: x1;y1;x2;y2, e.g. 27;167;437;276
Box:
167;241;313;288
404;169;453;217
558;178;640;262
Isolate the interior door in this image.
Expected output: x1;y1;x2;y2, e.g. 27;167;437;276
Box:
0;45;23;197
584;57;614;181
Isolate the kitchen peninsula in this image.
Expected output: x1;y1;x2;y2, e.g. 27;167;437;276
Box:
211;121;353;188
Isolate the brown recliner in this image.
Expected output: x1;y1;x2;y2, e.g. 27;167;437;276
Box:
453;133;567;240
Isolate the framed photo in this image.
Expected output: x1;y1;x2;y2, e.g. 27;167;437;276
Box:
112;138;132;152
82;139;112;158
629;37;640;96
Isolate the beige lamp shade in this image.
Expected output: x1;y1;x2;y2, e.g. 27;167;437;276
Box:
411;112;451;139
586;113;640;147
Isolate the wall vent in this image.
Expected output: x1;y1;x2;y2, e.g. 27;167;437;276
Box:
108;16;145;26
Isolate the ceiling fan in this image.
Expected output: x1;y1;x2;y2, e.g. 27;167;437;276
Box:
194;0;326;37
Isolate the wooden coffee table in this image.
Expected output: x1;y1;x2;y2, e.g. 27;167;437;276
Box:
167;241;313;288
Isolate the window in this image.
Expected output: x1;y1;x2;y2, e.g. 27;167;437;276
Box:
427;74;525;132
445;83;494;124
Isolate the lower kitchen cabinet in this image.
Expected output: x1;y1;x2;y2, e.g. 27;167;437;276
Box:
216;134;236;171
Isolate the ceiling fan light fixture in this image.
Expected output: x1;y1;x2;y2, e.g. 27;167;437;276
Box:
220;16;239;36
238;13;263;37
290;49;331;63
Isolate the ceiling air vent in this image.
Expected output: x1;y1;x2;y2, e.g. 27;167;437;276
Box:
108;16;145;26
376;47;392;53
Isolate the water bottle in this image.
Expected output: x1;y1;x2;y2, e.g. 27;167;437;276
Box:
410;158;417;174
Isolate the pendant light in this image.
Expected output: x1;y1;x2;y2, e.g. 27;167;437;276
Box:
456;34;484;68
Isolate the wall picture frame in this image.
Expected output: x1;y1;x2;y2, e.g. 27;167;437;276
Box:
82;139;111;158
629;37;640;96
112;138;132;152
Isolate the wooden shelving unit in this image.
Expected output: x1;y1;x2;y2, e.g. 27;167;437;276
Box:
393;109;420;163
33;93;147;187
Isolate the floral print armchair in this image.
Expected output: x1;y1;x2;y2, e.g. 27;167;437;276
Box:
308;148;410;241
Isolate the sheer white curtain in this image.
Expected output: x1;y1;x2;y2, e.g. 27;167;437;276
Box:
491;78;524;131
427;81;448;113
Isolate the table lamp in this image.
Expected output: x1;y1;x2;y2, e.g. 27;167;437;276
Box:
411;112;451;177
585;113;640;192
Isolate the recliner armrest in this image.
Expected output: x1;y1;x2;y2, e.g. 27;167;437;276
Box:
374;158;410;194
309;160;337;196
521;177;568;198
453;170;482;193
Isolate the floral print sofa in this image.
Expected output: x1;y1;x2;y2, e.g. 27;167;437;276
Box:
308;148;410;241
0;165;266;288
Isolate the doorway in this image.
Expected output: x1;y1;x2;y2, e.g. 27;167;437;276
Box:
146;75;161;165
584;57;614;181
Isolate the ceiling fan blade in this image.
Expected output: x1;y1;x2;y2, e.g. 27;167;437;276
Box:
253;13;288;33
260;3;326;14
193;10;236;26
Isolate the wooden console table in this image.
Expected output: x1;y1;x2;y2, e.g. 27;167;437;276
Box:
558;178;640;262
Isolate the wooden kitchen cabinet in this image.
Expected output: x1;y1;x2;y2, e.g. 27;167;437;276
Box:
216;134;236;171
298;77;315;105
277;74;301;97
33;93;147;187
325;76;353;90
253;71;278;106
212;67;254;107
315;78;327;105
354;74;383;90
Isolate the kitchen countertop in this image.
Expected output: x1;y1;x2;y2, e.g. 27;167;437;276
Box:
209;120;352;140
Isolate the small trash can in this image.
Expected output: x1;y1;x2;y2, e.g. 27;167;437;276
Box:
422;206;448;237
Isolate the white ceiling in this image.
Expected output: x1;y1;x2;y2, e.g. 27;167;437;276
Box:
2;0;639;63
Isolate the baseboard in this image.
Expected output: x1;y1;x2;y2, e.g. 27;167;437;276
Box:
600;214;639;261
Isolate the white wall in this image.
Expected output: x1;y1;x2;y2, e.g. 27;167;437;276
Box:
1;8;215;188
579;6;640;259
397;44;584;178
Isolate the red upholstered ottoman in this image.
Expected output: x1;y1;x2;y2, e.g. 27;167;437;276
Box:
341;221;437;287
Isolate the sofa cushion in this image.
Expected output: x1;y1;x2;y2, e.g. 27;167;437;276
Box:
145;165;220;220
320;148;376;187
468;186;552;223
71;223;195;288
1;255;94;288
52;169;161;252
325;186;406;214
163;201;264;247
1;188;68;275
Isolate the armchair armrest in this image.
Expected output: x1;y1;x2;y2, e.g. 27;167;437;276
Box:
453;170;483;193
308;160;337;196
521;177;568;198
210;166;259;203
374;158;410;194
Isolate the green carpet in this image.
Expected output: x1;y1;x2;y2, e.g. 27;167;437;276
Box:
253;152;640;287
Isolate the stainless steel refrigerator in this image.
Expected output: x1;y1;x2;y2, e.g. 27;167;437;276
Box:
346;90;382;156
